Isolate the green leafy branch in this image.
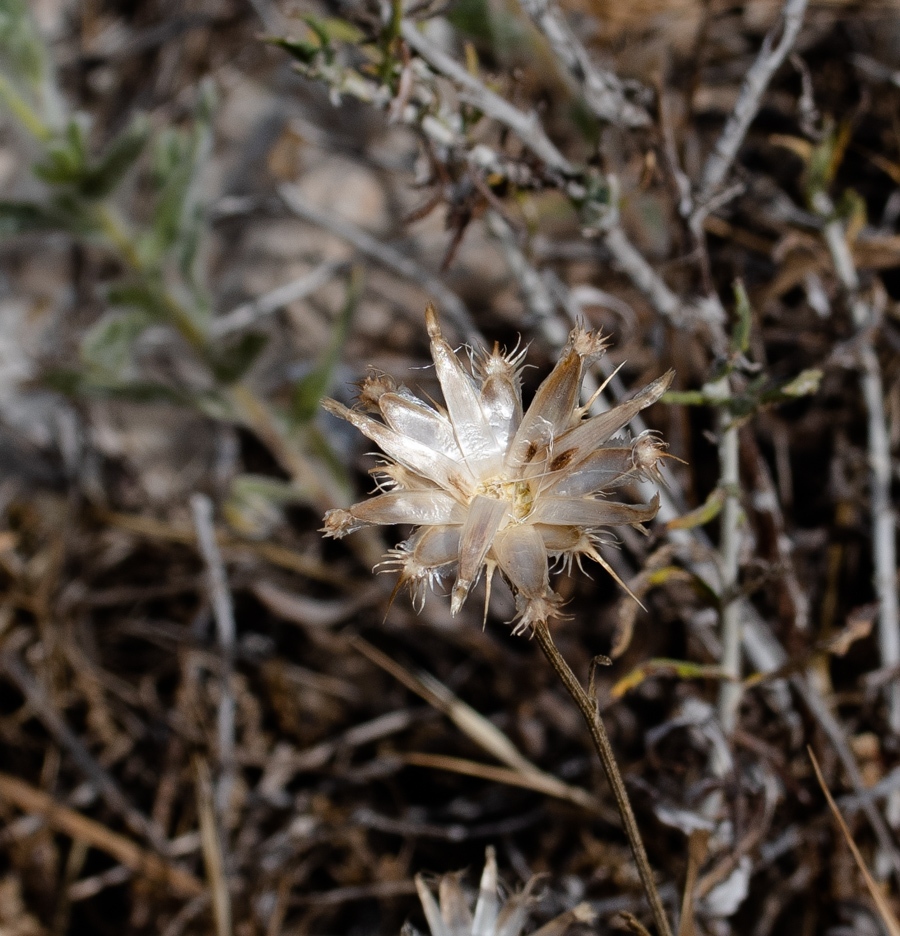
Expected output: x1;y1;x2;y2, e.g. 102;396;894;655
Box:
662;281;822;433
0;1;355;516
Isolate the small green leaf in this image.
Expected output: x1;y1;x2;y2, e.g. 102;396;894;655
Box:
730;279;752;355
268;35;322;66
142;84;214;301
777;368;823;399
79;114;150;199
80;310;155;375
0;0;47;87
144;129;193;261
106;282;167;317
662;390;715;406
757;368;823;408
805;120;853;205
0;199;60;234
206;332;268;385
666;488;725;531
611;659;727;699
305;14;365;44
447;0;494;43
647;566;719;606
32;116;93;185
835;188;866;228
32;147;82;185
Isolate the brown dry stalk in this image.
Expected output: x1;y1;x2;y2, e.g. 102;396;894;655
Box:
809;748;900;936
352;635;607;817
532;621;673;936
401;752;605;815
0;772;203;897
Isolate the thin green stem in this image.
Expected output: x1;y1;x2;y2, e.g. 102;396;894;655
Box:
94;204;208;351
533;620;673;936
0;74;51;140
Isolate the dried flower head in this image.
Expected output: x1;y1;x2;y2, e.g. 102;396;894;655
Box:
322;305;673;633
405;846;594;936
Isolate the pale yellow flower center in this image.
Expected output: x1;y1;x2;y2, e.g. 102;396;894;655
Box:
475;476;534;521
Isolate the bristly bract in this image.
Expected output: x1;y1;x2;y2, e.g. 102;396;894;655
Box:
322;304;674;634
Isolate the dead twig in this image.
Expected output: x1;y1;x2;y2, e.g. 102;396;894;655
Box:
515;0;650;128
0;649;169;854
191;494;237;822
400;21;575;177
809;748;900;936
533;621;674;936
400;752;608;816
0;772;203;897
706;377;742;736
195;758;232;936
819;211;900;739
695;0;810;214
349;636;609;815
97;507;350;587
211;259;349;337
278;183;477;343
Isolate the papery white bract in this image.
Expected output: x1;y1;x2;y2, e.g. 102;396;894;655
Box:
322;304;673;633
404;845;594;936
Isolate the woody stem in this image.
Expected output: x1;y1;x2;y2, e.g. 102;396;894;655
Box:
533;620;673;936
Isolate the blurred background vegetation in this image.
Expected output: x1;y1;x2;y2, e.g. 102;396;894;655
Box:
0;0;899;933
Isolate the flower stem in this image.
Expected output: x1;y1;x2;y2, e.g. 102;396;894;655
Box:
533;620;673;936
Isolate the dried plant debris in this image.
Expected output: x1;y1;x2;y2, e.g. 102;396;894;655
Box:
0;0;899;934
406;846;594;936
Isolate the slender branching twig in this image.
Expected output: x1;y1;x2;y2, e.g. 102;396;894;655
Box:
819;205;900;736
361;22;725;340
818;204;900;842
486;210;560;336
0;650;170;854
596;185;727;341
695;0;809;215
515;0;651;127
195;757;233;936
741;429;810;632
533;621;673;936
400;21;575;176
705;379;743;735
212;259;349;337
190;494;238;821
279;183;478;342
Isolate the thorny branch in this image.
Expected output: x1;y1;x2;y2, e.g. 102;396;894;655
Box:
548;284;900;883
596;198;726;341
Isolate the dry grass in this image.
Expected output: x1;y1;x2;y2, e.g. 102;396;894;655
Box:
0;0;899;934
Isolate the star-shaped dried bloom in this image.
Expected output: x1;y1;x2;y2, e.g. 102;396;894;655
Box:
322;305;673;633
405;846;594;936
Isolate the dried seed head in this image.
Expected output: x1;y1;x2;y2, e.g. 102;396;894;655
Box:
321;305;674;633
356;371;398;412
321;508;357;538
407;846;595;936
631;431;671;483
